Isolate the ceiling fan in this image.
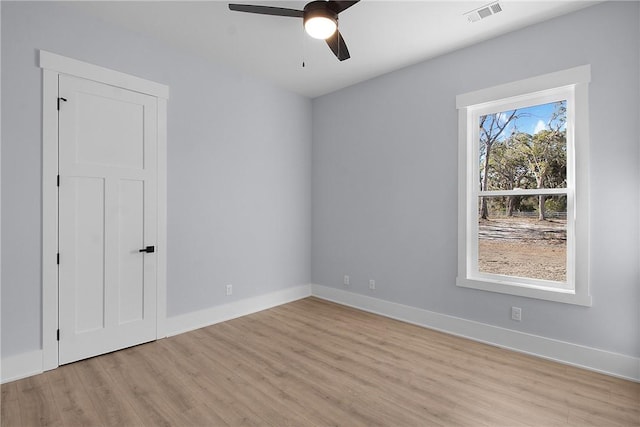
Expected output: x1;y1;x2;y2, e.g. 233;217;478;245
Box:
228;1;360;61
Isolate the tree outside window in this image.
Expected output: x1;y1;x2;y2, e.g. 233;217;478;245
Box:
478;101;567;282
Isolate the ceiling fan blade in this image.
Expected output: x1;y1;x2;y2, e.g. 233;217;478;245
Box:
228;4;304;18
326;30;350;61
328;1;360;14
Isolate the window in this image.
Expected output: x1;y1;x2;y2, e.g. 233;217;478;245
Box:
456;66;592;306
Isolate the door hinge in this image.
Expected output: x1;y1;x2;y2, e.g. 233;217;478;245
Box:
57;97;67;111
57;329;60;341
57;175;60;187
57;253;60;265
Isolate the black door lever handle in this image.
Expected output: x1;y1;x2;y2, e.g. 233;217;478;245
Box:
139;246;155;253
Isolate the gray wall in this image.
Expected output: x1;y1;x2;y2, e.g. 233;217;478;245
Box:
2;0;638;362
1;1;311;358
312;1;640;357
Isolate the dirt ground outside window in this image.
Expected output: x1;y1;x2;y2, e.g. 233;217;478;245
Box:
478;217;566;282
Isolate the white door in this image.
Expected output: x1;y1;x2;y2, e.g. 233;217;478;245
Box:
58;74;158;365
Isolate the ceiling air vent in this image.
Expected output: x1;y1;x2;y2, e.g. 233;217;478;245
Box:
465;2;503;23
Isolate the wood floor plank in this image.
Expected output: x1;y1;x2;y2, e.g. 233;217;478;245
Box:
215;321;399;425
47;363;104;427
192;342;321;426
129;342;232;426
1;382;22;427
73;356;146;426
262;303;517;420
256;306;544;426
97;346;207;427
199;321;383;426
239;310;463;425
2;297;639;426
15;374;64;427
157;337;271;426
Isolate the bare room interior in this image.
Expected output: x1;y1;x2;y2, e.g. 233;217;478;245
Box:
1;1;639;425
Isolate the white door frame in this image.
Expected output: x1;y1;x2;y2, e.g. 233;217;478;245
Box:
40;50;169;371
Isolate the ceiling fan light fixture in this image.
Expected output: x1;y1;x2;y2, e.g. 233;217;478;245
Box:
304;15;337;39
228;0;358;60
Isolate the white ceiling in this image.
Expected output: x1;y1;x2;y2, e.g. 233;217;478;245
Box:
65;0;599;98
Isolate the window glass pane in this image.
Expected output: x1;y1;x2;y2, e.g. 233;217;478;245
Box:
478;195;566;282
479;101;567;192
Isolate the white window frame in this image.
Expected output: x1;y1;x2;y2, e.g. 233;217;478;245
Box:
456;65;592;306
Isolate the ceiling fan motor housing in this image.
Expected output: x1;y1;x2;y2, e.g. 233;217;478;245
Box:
304;1;338;27
228;0;357;60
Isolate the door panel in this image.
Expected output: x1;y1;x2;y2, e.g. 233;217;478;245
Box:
58;74;157;365
75;92;145;169
118;179;145;324
68;177;106;333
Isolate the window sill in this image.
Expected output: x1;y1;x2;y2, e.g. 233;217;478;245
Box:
456;276;592;306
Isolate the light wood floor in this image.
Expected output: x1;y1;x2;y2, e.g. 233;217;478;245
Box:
2;297;639;426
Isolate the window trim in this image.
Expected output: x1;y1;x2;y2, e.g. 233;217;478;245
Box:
456;65;592;306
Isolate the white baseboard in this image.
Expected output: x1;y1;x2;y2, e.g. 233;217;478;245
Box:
1;285;310;383
5;285;636;384
311;284;640;382
1;350;43;384
165;284;311;337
